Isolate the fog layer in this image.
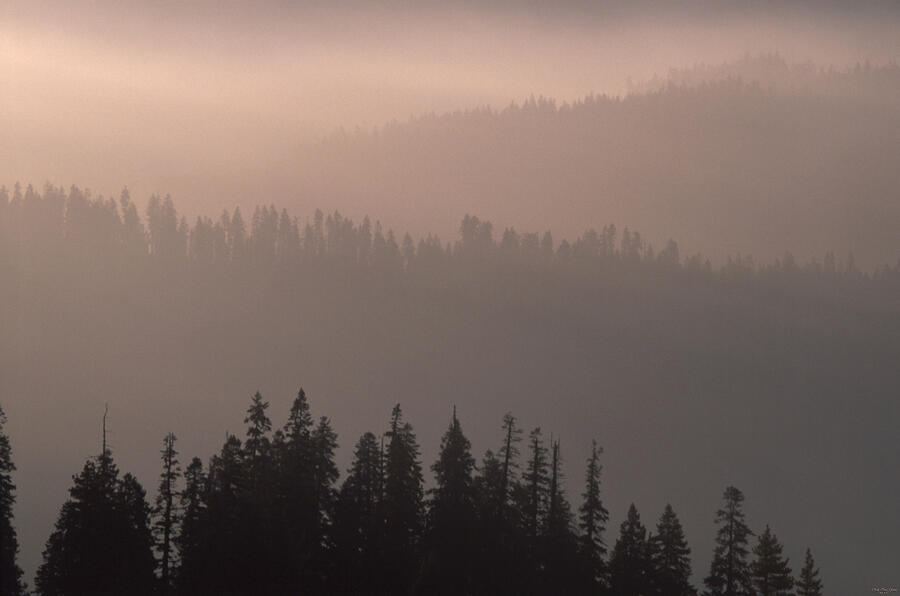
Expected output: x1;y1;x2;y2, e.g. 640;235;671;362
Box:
3;2;899;266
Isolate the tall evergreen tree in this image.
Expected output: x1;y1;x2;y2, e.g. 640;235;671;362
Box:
382;404;424;593
795;548;823;596
521;427;548;541
0;406;25;596
308;415;340;589
244;391;273;473
423;408;477;594
578;439;609;590
175;457;207;596
332;432;384;594
608;503;652;596
202;434;248;596
751;525;794;596
277;389;318;589
542;439;580;593
649;504;695;595
498;412;522;509
704;486;754;596
36;447;156;596
153;432;180;595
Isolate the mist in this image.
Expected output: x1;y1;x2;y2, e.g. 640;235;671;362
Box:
3;1;900;267
2;1;899;595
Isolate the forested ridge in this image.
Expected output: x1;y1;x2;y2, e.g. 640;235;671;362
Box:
293;57;900;269
1;184;897;594
2;396;825;596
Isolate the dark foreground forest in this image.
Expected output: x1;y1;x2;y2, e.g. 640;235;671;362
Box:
1;185;898;593
3;397;826;596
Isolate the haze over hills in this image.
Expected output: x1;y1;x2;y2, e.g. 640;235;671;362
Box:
292;57;900;270
2;188;899;593
2;1;899;594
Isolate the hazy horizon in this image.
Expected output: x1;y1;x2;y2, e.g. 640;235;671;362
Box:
2;1;899;594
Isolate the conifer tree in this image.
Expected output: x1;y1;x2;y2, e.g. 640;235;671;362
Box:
0;406;25;596
609;503;652;596
153;432;180;595
243;391;272;474
704;486;754;596
542;439;580;592
578;439;609;589
751;525;794;596
36;446;156;596
795;548;823;596
332;432;384;593
649;504;695;595
277;389;318;588
308;415;340;589
423;408;477;594
382;404;424;593
175;457;207;596
498;412;522;509
521;427;548;541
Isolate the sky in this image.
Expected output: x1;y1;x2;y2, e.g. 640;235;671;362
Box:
3;1;899;237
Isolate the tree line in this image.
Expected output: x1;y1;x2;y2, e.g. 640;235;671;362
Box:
2;183;898;284
1;398;823;595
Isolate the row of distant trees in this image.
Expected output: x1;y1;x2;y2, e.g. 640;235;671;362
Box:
2;398;823;595
1;183;897;283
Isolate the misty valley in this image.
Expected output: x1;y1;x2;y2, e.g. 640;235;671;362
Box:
1;189;897;595
2;1;900;594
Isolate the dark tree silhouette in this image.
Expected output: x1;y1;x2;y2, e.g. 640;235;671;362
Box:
153;432;180;595
578;439;609;591
382;404;424;593
36;448;156;596
751;525;794;596
422;408;477;594
175;457;207;596
795;548;823;596
0;406;25;596
520;427;549;542
332;432;384;593
498;412;522;512
542;439;580;592
704;486;754;596
649;504;695;595
609;503;652;596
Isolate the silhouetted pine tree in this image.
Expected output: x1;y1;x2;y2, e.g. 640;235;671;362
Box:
0;406;25;596
203;434;246;596
513;426;549;590
542;439;580;593
275;389;318;589
422;408;477;594
608;503;652;596
795;548;823;596
36;448;156;596
578;439;609;591
498;412;522;510
704;486;754;596
175;457;207;596
152;432;180;595
521;427;548;541
241;392;279;594
483;412;526;594
382;404;424;593
649;504;695;595
308;415;339;589
332;432;384;593
751;525;793;596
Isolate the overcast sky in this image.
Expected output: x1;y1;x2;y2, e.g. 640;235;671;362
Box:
3;0;899;225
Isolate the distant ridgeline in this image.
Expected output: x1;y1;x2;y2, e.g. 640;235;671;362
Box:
1;398;824;596
0;182;897;278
